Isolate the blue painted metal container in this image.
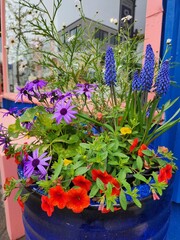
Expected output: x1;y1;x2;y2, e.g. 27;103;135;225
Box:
22;182;173;240
159;0;180;203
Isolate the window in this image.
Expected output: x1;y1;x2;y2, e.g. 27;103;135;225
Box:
110;34;118;45
94;28;108;41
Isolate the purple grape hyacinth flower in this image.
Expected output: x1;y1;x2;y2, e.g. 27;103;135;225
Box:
154;60;170;96
23;149;51;178
75;83;97;99
139;44;155;92
53;100;77;124
132;71;141;91
104;46;117;86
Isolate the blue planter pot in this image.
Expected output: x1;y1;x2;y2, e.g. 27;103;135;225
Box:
22;181;173;240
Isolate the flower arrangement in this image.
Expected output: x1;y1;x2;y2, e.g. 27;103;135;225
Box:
1;41;179;216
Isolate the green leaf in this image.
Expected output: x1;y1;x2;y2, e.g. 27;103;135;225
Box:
136;156;143;171
89;184;99;198
8;119;23;138
133;198;142;208
96;178;105;191
14;188;23;201
119;190;127;210
20;106;44;122
75;167;89;175
51;157;64;180
142;150;153;157
134;173;148;183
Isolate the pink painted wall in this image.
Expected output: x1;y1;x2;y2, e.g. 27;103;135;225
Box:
144;0;163;60
0;109;25;240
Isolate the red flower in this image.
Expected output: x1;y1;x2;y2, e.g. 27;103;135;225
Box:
92;169;112;184
41;195;54;217
110;177;121;196
49;185;67;209
138;144;147;157
4;177;14;190
101;207;121;214
158;164;172;183
130;138;139;152
66;188;90;213
14;152;21;164
72;176;92;192
17;196;24;212
4;149;11;159
164;164;172;180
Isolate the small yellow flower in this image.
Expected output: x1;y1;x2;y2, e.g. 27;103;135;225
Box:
63;159;72;166
120;127;132;135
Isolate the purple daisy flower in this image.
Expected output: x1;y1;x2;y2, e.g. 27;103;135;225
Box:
23;149;51;178
21;121;34;131
2;107;18;117
53;100;77;124
16;85;33;102
48;89;62;104
26;79;48;91
0;135;10;150
75;83;97;99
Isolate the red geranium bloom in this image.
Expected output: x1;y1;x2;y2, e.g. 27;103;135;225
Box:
17;196;24;212
66;188;90;213
72;176;92;192
41;195;54;217
92;169;112;184
138;144;147;157
130;138;139;152
49;185;67;209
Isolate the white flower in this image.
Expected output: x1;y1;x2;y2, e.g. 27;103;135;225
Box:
121;15;132;23
166;39;172;44
67;35;75;42
110;18;118;25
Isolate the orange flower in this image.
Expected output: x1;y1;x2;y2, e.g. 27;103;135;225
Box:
17;196;24;212
138;144;147;157
72;176;92;192
92;169;112;184
97;112;103;121
130;138;138;152
41;195;54;217
66;188;90;213
49;185;67;209
158;164;172;183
